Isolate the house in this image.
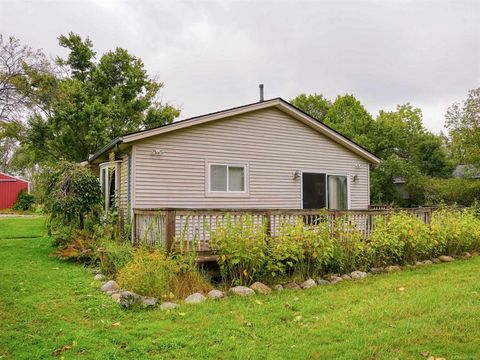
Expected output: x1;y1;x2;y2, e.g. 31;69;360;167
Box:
452;164;480;179
87;98;380;220
0;172;30;209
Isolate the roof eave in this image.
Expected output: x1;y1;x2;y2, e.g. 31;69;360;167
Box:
87;137;123;163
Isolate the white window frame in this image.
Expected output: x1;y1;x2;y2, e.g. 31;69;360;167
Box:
300;170;351;210
99;161;121;210
205;161;249;197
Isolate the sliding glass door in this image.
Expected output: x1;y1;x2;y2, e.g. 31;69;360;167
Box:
302;172;348;210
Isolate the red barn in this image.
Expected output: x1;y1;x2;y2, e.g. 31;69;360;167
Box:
0;172;30;209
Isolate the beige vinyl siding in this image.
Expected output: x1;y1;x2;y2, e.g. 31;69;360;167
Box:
133;107;371;209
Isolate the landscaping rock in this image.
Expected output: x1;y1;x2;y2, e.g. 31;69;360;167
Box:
300;279;317;289
422;260;433;265
250;282;271;294
118;291;143;309
341;274;352;280
385;265;401;273
185;293;207;304
415;261;424;266
207;289;225;299
431;258;441;264
106;290;122;296
160;302;178;310
438;255;454;263
330;276;343;284
229;286;255;296
285;282;301;290
272;284;284;291
370;267;384;274
94;273;105;281
462;252;472;258
350;271;368;280
141;296;157;307
101;280;119;292
111;293;121;303
317;279;330;286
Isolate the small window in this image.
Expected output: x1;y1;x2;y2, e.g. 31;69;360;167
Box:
209;163;246;193
327;175;348;210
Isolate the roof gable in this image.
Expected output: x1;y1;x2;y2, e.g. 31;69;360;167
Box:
89;98;380;164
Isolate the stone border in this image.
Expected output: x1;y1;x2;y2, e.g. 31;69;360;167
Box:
94;252;475;310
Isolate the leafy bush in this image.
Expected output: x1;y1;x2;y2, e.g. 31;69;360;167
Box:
12;190;35;211
368;212;433;266
51;229;97;263
426;178;480;206
208;214;268;286
430;207;480;256
38;162;102;229
267;217;335;280
117;248;211;299
331;217;370;272
98;239;134;278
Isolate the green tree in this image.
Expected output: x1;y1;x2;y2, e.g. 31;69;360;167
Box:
445;88;480;166
323;94;376;152
15;32;180;164
290;93;331;123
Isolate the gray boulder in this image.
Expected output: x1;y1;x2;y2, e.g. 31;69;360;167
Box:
118;291;143;308
350;271;367;280
111;292;121;303
463;252;472;258
285;282;301;290
384;265;401;273
330;276;343;284
438;255;454;262
432;258;441;264
370;267;384;274
142;296;157;307
272;284;284;291
317;279;330;286
185;293;207;304
101;280;119;292
341;274;352;280
300;279;317;289
250;282;271;294
422;260;433;265
207;289;225;299
160;302;178;310
229;286;255;296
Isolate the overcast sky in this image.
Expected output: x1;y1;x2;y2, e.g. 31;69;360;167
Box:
1;0;479;133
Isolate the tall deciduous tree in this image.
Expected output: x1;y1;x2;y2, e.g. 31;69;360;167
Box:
16;32;180;164
445;88;480;166
290;93;331;123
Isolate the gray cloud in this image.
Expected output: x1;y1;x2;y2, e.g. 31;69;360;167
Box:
1;0;478;132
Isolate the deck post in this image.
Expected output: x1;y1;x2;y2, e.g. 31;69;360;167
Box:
166;209;176;253
131;210;137;244
264;211;272;236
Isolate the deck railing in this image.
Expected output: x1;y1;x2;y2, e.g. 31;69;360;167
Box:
132;207;437;252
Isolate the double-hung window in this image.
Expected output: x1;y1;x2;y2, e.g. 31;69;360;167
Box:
208;162;248;195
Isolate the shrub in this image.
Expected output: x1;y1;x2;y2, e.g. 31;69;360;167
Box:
38;162;102;229
208;214;268;286
426;178;480;206
51;229;97;263
331;216;371;272
430;207;480;256
267;217;335;280
117;248;212;299
368;212;433;266
98;239;134;278
12;190;35;211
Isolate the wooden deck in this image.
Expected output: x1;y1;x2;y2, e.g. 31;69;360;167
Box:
131;207;437;258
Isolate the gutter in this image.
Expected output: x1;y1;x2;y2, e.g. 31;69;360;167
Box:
87;137;123;163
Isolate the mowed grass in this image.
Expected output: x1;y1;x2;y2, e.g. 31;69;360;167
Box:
0;218;479;359
0;216;46;238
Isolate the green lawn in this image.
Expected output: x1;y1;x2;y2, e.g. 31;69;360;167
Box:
0;216;46;239
0;217;479;359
